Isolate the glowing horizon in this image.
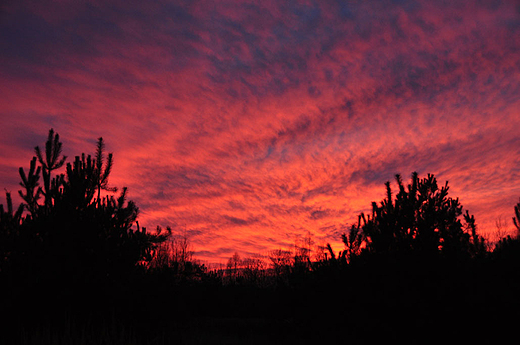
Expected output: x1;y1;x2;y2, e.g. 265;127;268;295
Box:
1;0;519;264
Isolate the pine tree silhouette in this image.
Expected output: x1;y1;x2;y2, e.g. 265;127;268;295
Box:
348;172;486;261
513;199;520;234
0;129;169;290
493;199;520;262
341;215;365;262
0;191;23;274
94;137;117;206
18;157;41;217
34;128;67;208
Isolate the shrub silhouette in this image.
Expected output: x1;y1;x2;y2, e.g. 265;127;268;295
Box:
492;199;520;263
347;172;486;261
0;129;169;289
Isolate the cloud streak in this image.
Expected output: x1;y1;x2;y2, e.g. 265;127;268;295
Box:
1;0;519;263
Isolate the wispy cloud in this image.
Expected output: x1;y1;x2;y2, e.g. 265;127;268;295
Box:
1;0;519;262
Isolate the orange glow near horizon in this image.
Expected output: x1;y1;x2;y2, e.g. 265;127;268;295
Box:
1;0;519;264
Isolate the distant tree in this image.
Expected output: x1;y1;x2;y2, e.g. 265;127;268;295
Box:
312;243;347;271
346;172;486;261
149;229;206;280
171;231;193;268
241;256;266;283
513;199;520;234
268;249;293;281
293;233;313;272
493;199;520;263
313;244;328;263
227;252;242;281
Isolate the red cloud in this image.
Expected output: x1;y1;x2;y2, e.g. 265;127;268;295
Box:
1;0;519;263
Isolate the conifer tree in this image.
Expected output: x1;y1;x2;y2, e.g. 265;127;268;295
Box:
0;191;23;273
0;129;169;288
349;172;485;261
513;199;520;235
94;137;117;206
342;215;365;262
34;129;67;208
18;157;41;217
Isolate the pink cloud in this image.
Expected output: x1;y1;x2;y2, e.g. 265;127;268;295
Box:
1;0;519;263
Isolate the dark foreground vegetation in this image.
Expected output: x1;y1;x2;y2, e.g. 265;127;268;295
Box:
1;130;520;344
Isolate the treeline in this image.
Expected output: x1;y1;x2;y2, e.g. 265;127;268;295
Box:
1;130;520;344
213;171;520;288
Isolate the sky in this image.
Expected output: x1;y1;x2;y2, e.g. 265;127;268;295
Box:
1;0;519;264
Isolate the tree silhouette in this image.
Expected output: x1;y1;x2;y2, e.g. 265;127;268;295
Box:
0;191;23;274
513;199;520;233
18;157;41;217
227;252;242;281
493;199;520;263
34;128;67;208
94;137;117;206
0;129;169;289
342;216;365;262
348;172;486;261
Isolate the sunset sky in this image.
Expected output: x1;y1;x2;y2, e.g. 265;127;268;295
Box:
1;0;519;264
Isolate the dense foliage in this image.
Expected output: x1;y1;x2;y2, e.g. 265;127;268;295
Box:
344;172;487;262
0;130;169;290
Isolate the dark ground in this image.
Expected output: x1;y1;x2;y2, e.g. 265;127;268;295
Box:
3;260;519;344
